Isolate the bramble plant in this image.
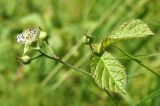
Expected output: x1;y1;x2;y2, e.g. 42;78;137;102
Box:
17;19;158;96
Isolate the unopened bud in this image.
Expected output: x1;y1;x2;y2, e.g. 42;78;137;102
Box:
39;31;48;41
21;55;31;64
83;35;93;44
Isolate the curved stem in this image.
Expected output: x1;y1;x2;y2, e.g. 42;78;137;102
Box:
115;46;160;78
38;50;92;77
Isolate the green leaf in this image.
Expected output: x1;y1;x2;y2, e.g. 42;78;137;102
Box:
90;52;127;94
101;19;154;50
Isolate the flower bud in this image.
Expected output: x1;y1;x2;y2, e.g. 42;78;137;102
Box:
21;55;31;64
83;35;93;44
39;31;48;41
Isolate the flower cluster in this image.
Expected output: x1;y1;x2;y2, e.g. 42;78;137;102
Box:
17;26;48;64
16;27;40;44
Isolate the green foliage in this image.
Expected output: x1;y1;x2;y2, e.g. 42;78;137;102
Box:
101;19;154;47
91;52;126;94
90;19;154;95
0;0;160;106
92;19;154;53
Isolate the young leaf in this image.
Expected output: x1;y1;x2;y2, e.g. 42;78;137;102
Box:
90;52;127;94
101;19;154;50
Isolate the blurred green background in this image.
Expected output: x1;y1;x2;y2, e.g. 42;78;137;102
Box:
0;0;160;106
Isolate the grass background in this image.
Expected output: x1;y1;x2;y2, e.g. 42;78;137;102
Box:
0;0;160;106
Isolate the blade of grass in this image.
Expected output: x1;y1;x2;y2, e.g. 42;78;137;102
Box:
89;0;123;34
134;88;160;106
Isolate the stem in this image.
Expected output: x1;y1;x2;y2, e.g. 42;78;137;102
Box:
51;52;91;90
89;44;94;54
41;40;82;86
45;40;54;55
115;46;160;78
82;30;94;54
117;53;160;60
38;50;92;77
31;54;43;61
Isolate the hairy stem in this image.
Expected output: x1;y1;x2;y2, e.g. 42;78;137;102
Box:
115;46;160;78
38;50;92;77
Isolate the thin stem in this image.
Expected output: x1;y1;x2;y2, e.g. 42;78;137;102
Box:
41;40;82;86
82;30;94;54
118;53;160;59
115;46;160;78
51;52;91;90
38;50;92;77
44;40;54;55
89;44;94;54
133;53;160;58
30;54;43;61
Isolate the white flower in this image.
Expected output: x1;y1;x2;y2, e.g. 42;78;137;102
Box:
16;26;41;55
16;26;40;44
